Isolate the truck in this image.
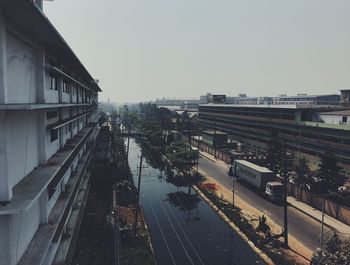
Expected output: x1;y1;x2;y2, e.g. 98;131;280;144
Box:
233;159;284;202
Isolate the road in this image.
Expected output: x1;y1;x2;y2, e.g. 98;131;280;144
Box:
198;156;331;252
128;139;266;265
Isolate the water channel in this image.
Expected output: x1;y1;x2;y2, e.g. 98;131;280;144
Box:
128;138;265;265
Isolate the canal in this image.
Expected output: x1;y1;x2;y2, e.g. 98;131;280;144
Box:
128;138;265;265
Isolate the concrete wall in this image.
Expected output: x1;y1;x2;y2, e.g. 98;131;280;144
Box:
61;92;70;103
0;200;43;265
61;108;70;119
44;88;59;103
10;199;40;265
46;128;59;160
4;111;40;189
318;114;350;125
5;32;37;104
0;111;11;200
0;215;12;264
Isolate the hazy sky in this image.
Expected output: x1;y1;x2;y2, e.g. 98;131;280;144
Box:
44;0;350;103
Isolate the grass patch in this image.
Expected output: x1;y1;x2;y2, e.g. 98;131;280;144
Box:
121;228;155;265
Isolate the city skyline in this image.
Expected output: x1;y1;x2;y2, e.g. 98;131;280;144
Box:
45;0;350;103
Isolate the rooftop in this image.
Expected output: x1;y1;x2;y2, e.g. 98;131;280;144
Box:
275;94;339;99
199;103;343;110
202;130;227;135
318;110;350;116
235;159;273;173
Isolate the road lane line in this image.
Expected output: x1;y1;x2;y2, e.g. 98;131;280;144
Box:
152;183;206;265
145;192;177;265
147;181;196;265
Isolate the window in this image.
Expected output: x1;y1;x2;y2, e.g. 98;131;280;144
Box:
71;86;75;96
51;129;58;142
63;81;69;93
49;75;57;90
342;116;348;123
46;111;58;119
66;125;69;134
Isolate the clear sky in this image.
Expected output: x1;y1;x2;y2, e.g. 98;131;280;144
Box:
44;0;350;103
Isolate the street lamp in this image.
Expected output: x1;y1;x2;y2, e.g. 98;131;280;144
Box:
318;192;335;250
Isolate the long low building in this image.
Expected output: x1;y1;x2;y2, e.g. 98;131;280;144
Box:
0;1;101;264
198;103;350;177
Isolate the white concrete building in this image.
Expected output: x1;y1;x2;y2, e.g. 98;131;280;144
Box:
316;110;350;125
0;1;101;264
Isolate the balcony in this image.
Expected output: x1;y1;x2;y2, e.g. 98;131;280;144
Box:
0;121;98;214
17;146;91;265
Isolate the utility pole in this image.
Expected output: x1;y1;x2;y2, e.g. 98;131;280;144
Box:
214;121;217;158
126;129;130;161
232;177;235;208
133;154;143;237
283;140;288;247
320;197;325;249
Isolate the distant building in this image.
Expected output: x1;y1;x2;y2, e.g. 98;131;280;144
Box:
199;93;226;104
202;130;228;146
316;110;350;125
198;103;350;177
233;96;273;105
204;93;341;106
273;94;340;105
200;93;212;104
340;89;350;107
0;1;101;264
155;98;199;110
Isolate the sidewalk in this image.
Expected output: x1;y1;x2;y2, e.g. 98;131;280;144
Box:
199;150;350;236
288;197;350;236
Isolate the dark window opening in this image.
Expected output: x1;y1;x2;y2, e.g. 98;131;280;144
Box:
47;111;58;119
49;75;57;90
51;129;58;142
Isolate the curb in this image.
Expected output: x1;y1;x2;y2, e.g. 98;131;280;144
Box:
141;206;158;265
193;185;275;265
199;152;217;163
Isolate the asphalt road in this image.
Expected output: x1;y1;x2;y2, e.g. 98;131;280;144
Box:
198;156;331;252
128;140;266;265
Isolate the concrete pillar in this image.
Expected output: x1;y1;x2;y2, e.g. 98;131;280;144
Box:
57;78;62;103
37;111;47;165
0;111;11;201
39;191;49;224
0;216;12;265
36;48;45;103
294;110;302;123
0;11;7;104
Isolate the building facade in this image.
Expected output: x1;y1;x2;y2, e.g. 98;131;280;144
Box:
0;1;101;264
316;110;350;126
273;94;340;105
341;89;350;107
198;104;350;177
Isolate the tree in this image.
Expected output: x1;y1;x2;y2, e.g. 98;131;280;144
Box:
314;153;345;194
292;157;314;188
263;128;284;173
167;141;199;174
311;232;350;265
